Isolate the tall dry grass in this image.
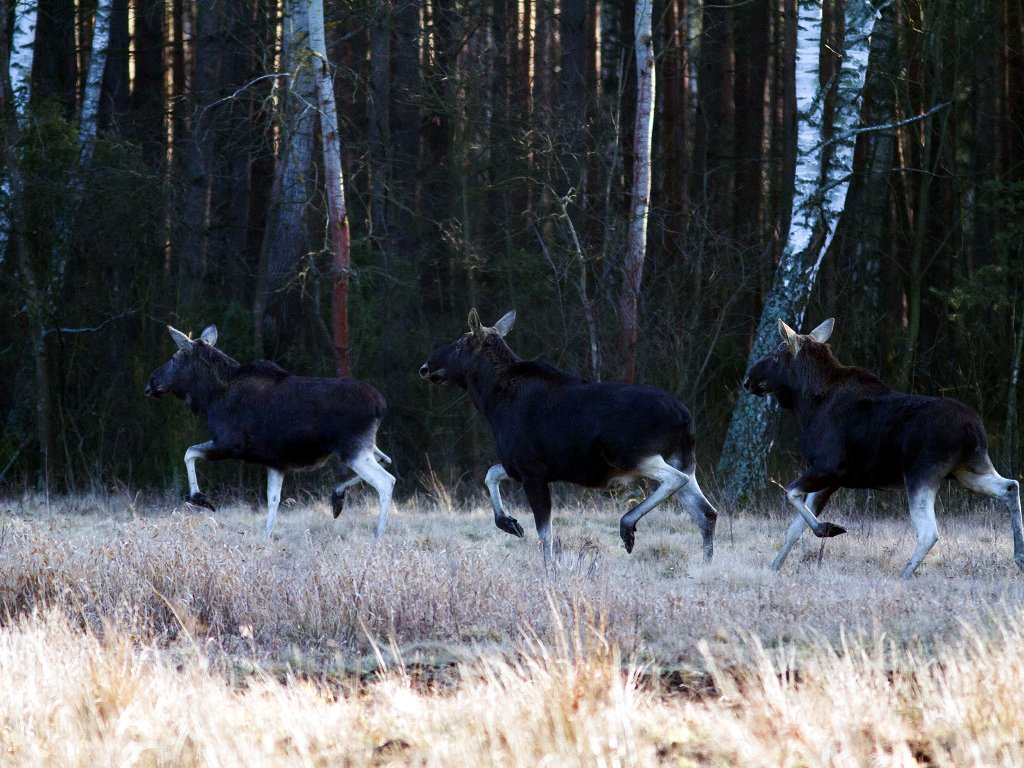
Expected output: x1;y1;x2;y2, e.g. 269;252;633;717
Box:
1;491;1023;765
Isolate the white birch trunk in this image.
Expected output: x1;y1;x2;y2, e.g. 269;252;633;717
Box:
78;0;113;167
1;0;38;264
618;0;655;383
308;0;351;376
718;0;876;497
8;0;37;109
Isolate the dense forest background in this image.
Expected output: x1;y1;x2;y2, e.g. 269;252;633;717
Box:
1;0;1022;506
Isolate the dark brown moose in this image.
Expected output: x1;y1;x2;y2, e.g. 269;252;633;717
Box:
145;325;395;538
419;309;718;561
744;318;1024;578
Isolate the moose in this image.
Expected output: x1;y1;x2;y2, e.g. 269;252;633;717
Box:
145;324;396;538
419;309;718;561
743;318;1024;578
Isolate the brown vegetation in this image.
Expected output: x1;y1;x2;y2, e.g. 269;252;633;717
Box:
1;493;1023;764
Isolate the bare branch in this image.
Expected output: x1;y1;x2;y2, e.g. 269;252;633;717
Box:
806;101;951;155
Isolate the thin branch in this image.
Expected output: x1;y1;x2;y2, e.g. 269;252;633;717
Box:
806;101;951;155
42;310;138;337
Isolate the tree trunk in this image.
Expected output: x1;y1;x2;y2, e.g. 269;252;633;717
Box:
254;0;316;353
1;0;37;263
308;0;351;377
391;0;421;269
78;0;112;167
717;0;876;498
830;0;897;367
368;0;391;262
618;0;655;384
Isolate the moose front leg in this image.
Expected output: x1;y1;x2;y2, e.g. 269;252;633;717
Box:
485;464;524;538
785;472;846;539
183;441;217;510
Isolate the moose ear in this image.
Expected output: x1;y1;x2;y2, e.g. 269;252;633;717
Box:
198;325;218;346
778;319;802;355
807;318;834;344
492;310;516;338
468;308;485;338
168;325;193;352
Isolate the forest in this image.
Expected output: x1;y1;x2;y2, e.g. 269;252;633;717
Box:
1;0;1023;504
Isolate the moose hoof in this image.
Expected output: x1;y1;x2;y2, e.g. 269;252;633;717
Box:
496;515;525;538
331;490;345;519
620;521;636;554
814;522;846;538
187;492;215;512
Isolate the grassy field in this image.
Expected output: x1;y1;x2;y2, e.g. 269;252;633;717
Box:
1;487;1023;766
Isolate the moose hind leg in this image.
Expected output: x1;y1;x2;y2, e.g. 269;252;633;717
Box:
265;467;285;538
901;484;939;579
955;466;1024;572
675;472;718;561
350;449;396;538
521;478;553;564
619;456;689;555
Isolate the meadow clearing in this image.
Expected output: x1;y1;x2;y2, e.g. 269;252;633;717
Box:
1;486;1023;766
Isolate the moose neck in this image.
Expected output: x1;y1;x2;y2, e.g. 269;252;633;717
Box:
465;343;522;422
186;353;240;415
788;347;839;426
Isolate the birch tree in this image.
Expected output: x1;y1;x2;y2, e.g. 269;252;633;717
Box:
1;0;37;263
78;0;113;168
308;0;351;377
718;0;877;497
618;0;655;383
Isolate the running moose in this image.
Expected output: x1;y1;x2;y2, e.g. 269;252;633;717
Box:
145;325;395;538
743;318;1024;577
420;309;718;560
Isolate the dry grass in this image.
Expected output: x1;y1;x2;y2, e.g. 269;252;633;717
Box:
1;489;1023;765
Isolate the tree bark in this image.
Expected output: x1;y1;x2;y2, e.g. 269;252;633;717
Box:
618;0;655;384
78;0;112;167
717;0;876;497
308;0;351;377
254;0;317;353
368;0;391;262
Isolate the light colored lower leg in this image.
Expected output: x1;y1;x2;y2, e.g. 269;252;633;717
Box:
772;514;809;570
184;441;215;495
771;490;827;570
956;468;1024;568
538;521;553;564
620;456;689;531
485;464;509;521
265;467;285;538
786;487;833;537
677;473;717;560
373;446;392;465
901;487;939;579
350;450;396;538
